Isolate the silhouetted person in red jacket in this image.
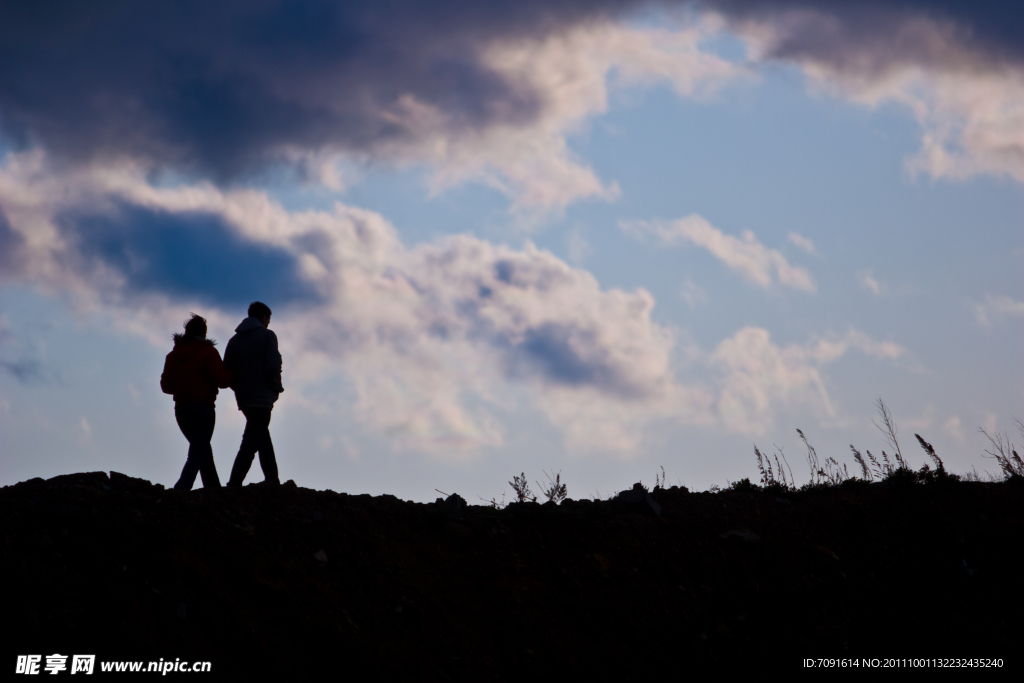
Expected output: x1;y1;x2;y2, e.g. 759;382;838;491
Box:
160;314;232;491
224;301;283;486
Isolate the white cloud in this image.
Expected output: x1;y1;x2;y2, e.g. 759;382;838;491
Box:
833;65;1023;184
975;294;1024;327
857;269;884;296
807;330;906;363
711;327;905;434
787;232;817;254
623;214;816;292
712;327;831;434
378;9;1023;202
380;21;746;213
731;12;1024;184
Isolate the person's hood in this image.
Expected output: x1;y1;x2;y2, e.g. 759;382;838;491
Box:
235;317;267;334
170;335;216;360
172;333;216;348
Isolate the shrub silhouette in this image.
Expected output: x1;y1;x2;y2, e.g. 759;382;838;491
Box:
727;477;757;493
508;472;536;503
536;470;567;504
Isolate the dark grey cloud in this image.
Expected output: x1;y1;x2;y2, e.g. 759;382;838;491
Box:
0;1;1014;183
56;201;320;310
476;313;646;397
704;1;1023;72
512;322;649;398
419;256;657;399
0;0;636;180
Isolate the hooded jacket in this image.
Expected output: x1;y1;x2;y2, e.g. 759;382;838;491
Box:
223;317;284;409
160;335;232;405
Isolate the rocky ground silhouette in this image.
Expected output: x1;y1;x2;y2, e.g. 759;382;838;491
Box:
3;471;1021;677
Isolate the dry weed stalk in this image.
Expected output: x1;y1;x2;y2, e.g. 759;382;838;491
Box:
797;428;822;486
536;470;567;504
872;397;908;470
978;419;1024;480
915;434;945;472
654;466;667;489
850;445;871;481
479;494;506;509
754;445;794;489
820;457;850;485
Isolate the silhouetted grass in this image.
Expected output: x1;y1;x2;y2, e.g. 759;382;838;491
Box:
872;397;909;471
754;444;794;492
739;399;1024;494
979;419;1024;480
492;402;1017;506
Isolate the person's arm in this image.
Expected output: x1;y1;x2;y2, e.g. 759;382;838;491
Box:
266;331;284;393
209;348;233;389
160;353;176;395
222;339;235;388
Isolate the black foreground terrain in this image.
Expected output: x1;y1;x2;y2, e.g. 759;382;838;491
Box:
2;471;1022;677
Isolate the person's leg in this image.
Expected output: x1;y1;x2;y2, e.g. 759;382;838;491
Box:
228;408;260;486
198;407;221;489
174;405;199;491
255;408;279;485
174;404;216;491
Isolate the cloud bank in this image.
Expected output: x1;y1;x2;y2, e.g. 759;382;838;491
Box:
5;1;994;458
0;0;1017;215
0;2;744;211
0;153;910;451
0;153;715;453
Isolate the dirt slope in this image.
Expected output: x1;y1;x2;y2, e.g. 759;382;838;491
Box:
2;472;1021;677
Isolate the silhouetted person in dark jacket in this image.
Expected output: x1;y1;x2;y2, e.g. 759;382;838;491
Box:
224;301;284;486
160;314;232;491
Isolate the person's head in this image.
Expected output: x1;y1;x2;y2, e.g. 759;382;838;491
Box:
248;301;272;327
183;313;207;339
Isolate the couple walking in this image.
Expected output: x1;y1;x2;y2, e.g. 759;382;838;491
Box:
160;301;284;491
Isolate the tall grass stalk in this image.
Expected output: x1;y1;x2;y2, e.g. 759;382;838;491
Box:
797;428;821;486
979;419;1024;480
872;397;908;470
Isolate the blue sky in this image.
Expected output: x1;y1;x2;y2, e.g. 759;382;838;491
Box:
0;1;1021;500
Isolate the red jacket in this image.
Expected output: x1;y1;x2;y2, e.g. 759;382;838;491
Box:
160;335;232;405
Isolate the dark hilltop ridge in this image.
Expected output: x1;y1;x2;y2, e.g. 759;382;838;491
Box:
3;471;1022;677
